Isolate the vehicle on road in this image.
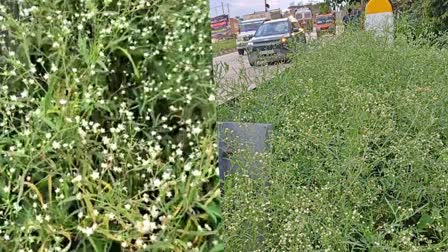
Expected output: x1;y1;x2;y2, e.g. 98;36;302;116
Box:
236;18;267;55
295;7;313;32
246;17;306;66
315;13;336;38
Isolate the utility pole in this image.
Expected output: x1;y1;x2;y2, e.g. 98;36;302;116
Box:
227;3;230;16
265;0;267;12
222;1;225;15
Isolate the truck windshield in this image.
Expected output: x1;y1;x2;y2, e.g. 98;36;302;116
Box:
297;12;312;20
255;21;289;37
316;16;334;24
239;22;263;32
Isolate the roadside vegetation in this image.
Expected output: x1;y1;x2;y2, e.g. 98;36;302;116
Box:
218;28;448;251
212;39;236;56
0;1;221;251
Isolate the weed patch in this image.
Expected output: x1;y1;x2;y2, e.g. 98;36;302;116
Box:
0;0;220;251
219;31;448;251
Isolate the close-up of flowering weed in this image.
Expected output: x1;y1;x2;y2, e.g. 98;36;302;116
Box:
0;0;221;251
219;30;448;251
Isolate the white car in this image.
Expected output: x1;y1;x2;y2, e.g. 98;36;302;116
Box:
236;18;267;55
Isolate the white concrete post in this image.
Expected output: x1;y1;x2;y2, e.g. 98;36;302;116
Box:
364;0;394;43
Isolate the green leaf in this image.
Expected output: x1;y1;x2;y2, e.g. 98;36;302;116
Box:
417;214;433;230
207;242;225;252
113;46;140;79
197;201;221;225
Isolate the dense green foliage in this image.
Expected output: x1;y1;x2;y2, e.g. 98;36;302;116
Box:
1;0;220;251
395;0;448;42
219;32;448;251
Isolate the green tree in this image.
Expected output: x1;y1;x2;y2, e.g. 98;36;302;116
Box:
423;0;448;33
326;0;361;9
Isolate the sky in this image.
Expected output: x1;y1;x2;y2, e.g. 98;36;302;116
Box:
210;0;325;18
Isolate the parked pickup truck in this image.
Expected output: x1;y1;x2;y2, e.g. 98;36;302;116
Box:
246;17;306;66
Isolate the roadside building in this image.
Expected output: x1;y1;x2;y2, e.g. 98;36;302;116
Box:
229;18;240;36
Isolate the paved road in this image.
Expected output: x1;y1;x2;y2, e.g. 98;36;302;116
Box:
213;52;288;102
211;28;349;103
214;32;318;102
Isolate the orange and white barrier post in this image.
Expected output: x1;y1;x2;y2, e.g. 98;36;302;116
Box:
364;0;394;42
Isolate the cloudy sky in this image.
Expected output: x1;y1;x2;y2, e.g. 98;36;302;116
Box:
210;0;325;18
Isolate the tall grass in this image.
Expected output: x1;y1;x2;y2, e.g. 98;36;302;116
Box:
219;31;448;251
0;0;220;251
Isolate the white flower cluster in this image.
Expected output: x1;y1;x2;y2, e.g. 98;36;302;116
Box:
0;0;218;251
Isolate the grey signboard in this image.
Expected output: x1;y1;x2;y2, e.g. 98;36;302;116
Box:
217;122;273;186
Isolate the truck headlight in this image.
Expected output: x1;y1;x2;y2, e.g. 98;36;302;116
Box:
247;42;253;51
281;37;288;44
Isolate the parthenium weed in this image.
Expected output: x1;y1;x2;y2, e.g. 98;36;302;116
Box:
0;0;220;251
219;31;448;251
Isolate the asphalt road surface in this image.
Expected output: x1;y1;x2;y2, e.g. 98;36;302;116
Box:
213;52;288;102
214;31;318;103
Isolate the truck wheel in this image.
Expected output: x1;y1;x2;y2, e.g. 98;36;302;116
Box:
238;49;245;55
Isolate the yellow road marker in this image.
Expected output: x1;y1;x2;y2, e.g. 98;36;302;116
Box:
364;0;394;42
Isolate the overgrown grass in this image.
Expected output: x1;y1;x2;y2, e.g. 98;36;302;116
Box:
219;31;448;251
212;39;236;56
0;1;221;251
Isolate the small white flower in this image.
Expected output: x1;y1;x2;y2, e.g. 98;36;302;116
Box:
71;175;82;183
208;94;215;101
192;126;202;135
52;141;61;149
91;171;100;180
23;129;31;136
36;214;43;223
192;169;201;177
136;238;144;247
3;186;10;193
136;219;157;234
21;90;28;98
78;223;97;237
184;163;192;171
52;41;60;49
153;178;161;187
110;143;117;150
150;234;157;241
59;99;67;105
124;204;131;210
